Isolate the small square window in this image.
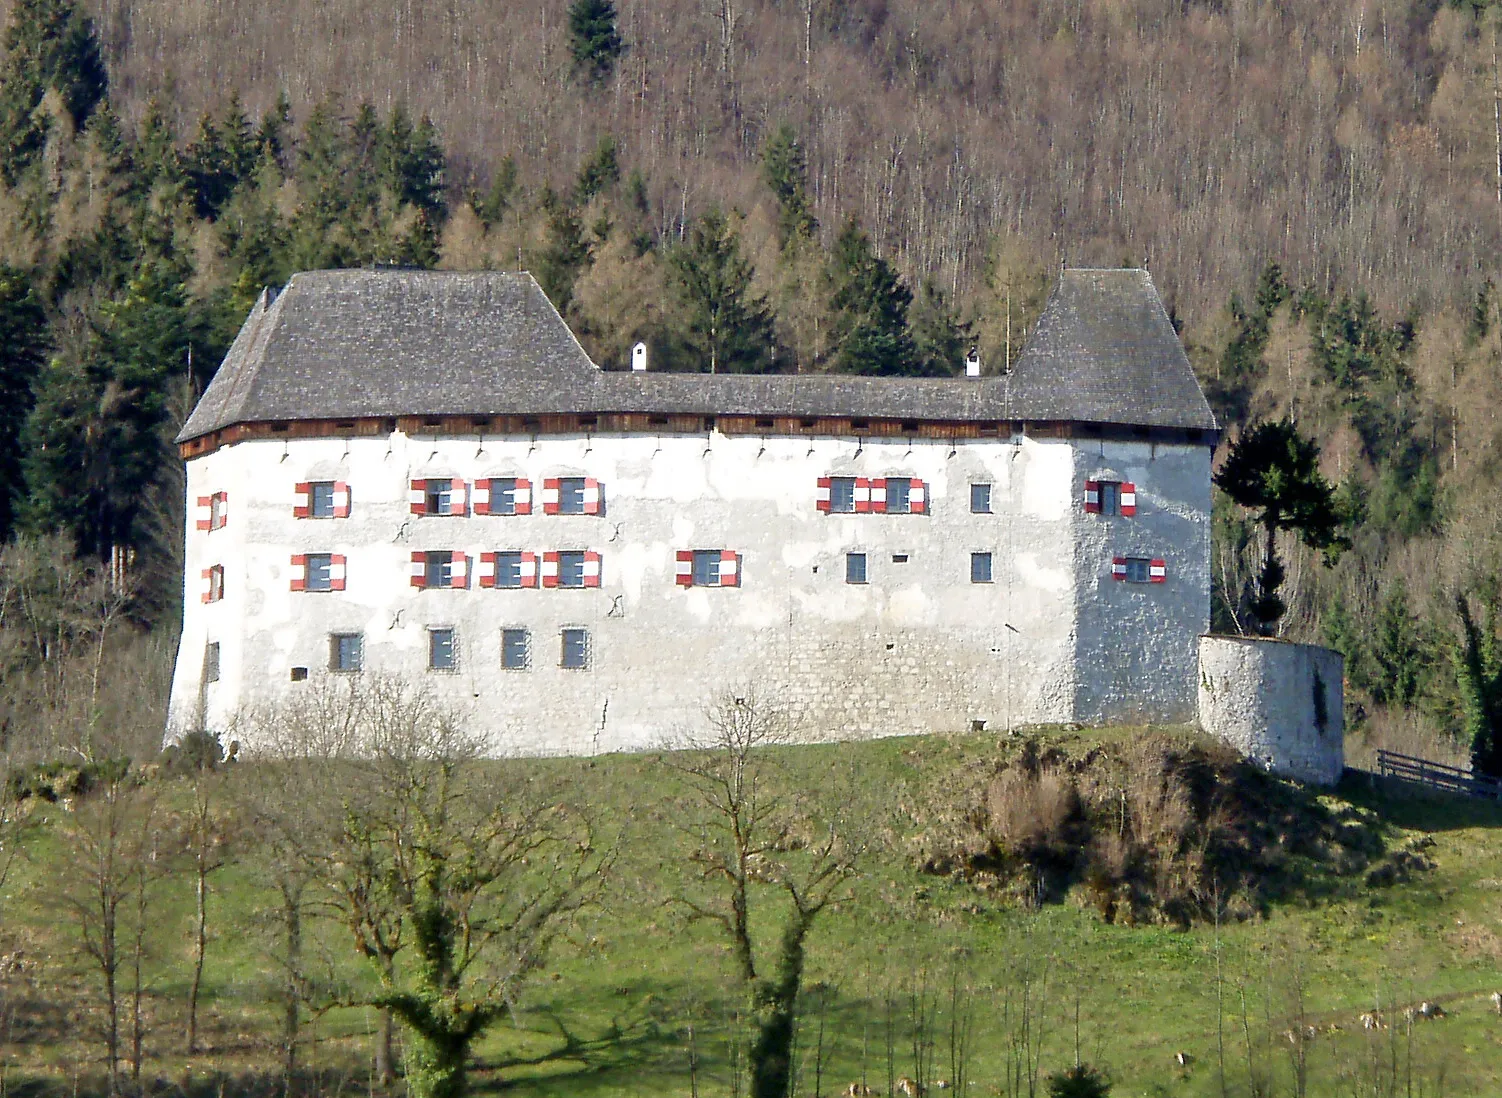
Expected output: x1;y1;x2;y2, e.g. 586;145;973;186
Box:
424;551;454;589
1124;557;1151;584
561;627;590;669
492;478;519;516
558;477;587;515
558;551;587;588
495;551;525;588
1099;482;1122;516
829;477;857;513
429;628;457;671
306;553;334;592
692;550;722;587
204;641;220;683
502;628;530;670
310;482;336;518
330;633;363;672
971;552;993;584
290;666;308;682
886;477;912;514
971;483;992;513
846;552;868;584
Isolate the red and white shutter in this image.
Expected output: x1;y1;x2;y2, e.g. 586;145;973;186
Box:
292;483;311;519
676;550;694;587
540;551;560;588
477;551;497;588
449;551;468;588
910;479;928;514
541;478;561;515
409;479;427;515
1084;480;1101;514
514;478;533;515
329;554;347;592
1149;558;1166;583
290;554;308;592
332;482;351;518
410;551;428;588
582;551;602;588
201;567;217;603
519;552;539;588
195;495;214;530
582;478;603;515
816;476;832;513
1111;556;1127;581
472;479;491;516
854;478;872;513
449;479;469;516
1121;483;1137;517
720;550;740;587
869;478;887;513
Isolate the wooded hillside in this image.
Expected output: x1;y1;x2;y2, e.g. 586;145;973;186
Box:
6;0;1502;768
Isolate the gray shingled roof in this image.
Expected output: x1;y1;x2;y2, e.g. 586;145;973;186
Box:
178;267;1216;442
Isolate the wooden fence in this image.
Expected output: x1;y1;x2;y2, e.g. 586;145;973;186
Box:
1375;749;1502;800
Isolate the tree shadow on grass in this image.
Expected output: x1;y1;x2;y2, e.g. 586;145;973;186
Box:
1338;771;1502;833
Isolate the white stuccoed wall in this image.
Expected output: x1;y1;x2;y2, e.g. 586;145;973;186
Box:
1197;635;1345;785
169;427;1212;753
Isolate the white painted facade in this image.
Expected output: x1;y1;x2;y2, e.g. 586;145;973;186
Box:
169;426;1212;754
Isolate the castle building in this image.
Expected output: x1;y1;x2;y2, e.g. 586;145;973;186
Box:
168;267;1219;754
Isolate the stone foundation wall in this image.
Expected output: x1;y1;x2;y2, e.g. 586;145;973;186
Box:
1197;635;1344;785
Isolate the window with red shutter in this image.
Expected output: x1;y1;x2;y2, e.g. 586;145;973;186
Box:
294;483;312;519
290;554;308;592
449;551;469;588
1121;483;1138;517
541;478;561;515
477;551;497;587
329;555;347;592
472;479;492;516
195;495;214;531
582;479;603;515
816;476;833;513
1111;556;1128;581
515;478;533;515
410;551;427;587
869;478;887;513
1084;481;1101;514
540;551;560;587
720;550;740;587
332;482;351;518
854;478;872;513
519;551;539;587
582;551;602;587
1149;557;1166;583
909;480;928;514
409;479;428;515
675;550;694;586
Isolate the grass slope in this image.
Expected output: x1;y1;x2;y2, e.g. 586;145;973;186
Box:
2;727;1502;1096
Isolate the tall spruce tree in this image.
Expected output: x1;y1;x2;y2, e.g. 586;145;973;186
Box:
909;280;973;377
825;219;915;375
23;261;203;558
0;267;47;541
0;0;107;183
761;124;817;248
670;208;777;374
568;0;625;83
1456;595;1502;779
535;188;591;313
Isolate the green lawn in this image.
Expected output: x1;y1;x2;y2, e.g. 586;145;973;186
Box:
3;728;1502;1097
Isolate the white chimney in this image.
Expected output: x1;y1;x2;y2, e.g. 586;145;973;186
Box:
965;346;981;378
631;342;648;372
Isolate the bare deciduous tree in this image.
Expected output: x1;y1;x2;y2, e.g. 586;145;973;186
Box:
664;690;862;1098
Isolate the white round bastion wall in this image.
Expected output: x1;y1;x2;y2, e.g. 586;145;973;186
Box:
1197;635;1344;785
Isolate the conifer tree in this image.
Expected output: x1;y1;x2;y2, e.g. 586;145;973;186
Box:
568;0;625;83
1455;595;1502;779
670;208;777;374
761;124;817;248
574;136;620;205
825;219;915;376
0;267;47;541
0;0;107;183
474;155;518;228
909;280;973;377
535;188;591;313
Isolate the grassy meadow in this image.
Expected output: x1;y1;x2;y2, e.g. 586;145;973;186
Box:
2;727;1501;1097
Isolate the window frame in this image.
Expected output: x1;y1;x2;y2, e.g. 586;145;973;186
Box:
428;627;458;672
557;477;588;515
971;483;993;514
491;477;520;516
829;476;858;514
846;552;868;585
557;550;588;588
209;493;228;529
329;633;364;673
1099;481;1122;516
495;550;525;589
1124;556;1151;584
306;553;335;592
560;627;590;670
426;481;455;516
971;551;994;584
424;550;454;589
692;550;722;587
204;641;221;683
309;481;337;519
885;477;913;514
501;627;530;670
